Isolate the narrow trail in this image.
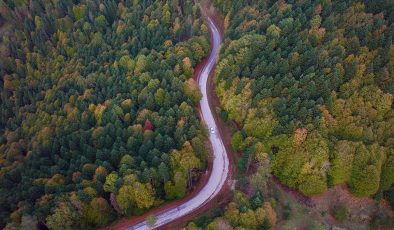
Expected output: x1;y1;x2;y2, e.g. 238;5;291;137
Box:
108;12;230;230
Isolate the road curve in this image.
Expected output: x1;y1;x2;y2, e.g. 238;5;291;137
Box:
125;17;229;230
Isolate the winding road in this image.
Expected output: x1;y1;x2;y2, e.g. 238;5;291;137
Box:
125;16;229;230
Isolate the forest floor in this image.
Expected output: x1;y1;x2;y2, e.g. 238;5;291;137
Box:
273;177;394;229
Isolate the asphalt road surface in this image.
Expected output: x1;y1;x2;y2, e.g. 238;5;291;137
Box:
125;17;229;230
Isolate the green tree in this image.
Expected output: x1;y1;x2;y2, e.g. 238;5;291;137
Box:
171;141;201;175
184;78;201;104
298;174;327;196
81;197;113;227
224;202;239;226
350;165;381;197
267;24;281;39
380;152;394;191
116;185;134;214
329;141;357;185
165;172;187;200
231;131;243;152
349;144;384;196
119;55;134;71
46;204;79;230
130;182;155;209
72;4;86;21
162;4;171;24
103;172;119;193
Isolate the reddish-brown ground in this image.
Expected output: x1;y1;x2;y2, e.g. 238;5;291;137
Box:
273;176;394;229
104;4;235;230
310;184;393;227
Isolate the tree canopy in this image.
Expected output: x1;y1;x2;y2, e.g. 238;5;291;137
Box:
213;0;394;199
0;0;210;228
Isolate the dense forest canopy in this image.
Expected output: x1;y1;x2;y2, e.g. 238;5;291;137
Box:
184;0;394;229
0;0;210;228
213;0;393;198
1;0;394;229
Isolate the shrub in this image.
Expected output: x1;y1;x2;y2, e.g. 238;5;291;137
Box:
331;205;348;222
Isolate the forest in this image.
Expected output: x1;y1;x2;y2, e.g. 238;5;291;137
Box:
0;0;210;229
1;0;394;229
213;0;393;201
183;0;394;229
